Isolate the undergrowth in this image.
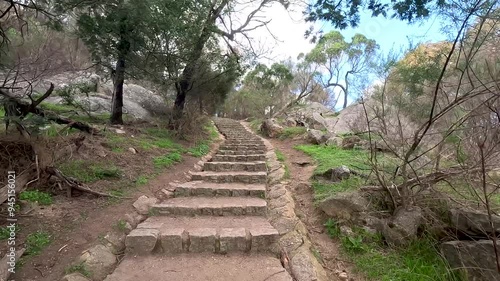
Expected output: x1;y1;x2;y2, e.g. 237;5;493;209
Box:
59;160;122;183
19;190;53;205
25;231;51;256
279;126;307;139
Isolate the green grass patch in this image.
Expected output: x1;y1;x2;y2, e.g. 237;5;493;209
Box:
39;103;77;114
279;126;307;139
188;142;210;157
153;152;182;169
135;175;149;186
114;219;128;232
65;262;91;277
312;177;365;200
249;119;263;132
295;144;370;174
325;219;462;281
59;160;122;183
25;231;51;256
19;190;53;205
275;149;285;162
0;227;11;240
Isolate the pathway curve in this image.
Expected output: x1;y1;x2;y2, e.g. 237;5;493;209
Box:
104;118;292;281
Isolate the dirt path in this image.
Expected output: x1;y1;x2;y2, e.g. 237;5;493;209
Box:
268;138;363;281
17;155;199;281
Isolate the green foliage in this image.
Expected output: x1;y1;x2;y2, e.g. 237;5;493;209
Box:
295;144;370;174
305;0;444;30
188;142;210;157
135;175;149;186
19;190;53;206
114;220;128;232
279;127;307;139
39;103;76;114
153;152;182;168
59;160;122;183
65;262;91;277
25;231;51;256
0;227;10;240
312;177;364;200
324;218;341;238
275;149;286;162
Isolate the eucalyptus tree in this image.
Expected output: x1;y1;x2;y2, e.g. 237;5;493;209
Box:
305;31;378;108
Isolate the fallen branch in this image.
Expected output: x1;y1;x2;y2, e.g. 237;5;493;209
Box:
0;171;33;204
46;167;130;199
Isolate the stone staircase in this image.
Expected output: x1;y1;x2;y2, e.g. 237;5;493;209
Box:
124;118;281;256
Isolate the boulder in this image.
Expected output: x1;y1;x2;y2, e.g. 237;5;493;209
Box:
61;273;91;281
285;117;297;127
78;245;117;280
307;129;328;145
326;136;342;147
261;118;284;138
102;231;126;254
382;207;423;247
317;166;351;182
441;240;500;281
449;209;500;239
132;195;158;215
318;191;369;221
341;135;362;149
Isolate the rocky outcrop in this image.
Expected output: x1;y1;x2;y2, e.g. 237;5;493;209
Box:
307;129;328;145
318;191;369;221
441;240;500;281
316;166;351;182
261;118;284;138
449;209;500;239
382;207;423;247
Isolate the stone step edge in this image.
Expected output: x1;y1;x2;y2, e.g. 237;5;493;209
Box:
125;227;279;254
172;182;266;198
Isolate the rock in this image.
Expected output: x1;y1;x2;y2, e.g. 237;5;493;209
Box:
157;189;174;200
441;240;500;281
326;136;342;147
261;119;284;138
382;207;423;247
340;226;354;237
338;272;349;281
290;246;328;281
102;231;126;255
61;273;91;281
124;212;145;229
449;209;500;239
128;147;137;154
341;135;362;149
307;129;328;144
114;129;126;134
285;117;297;127
78;245;117;280
132;196;158;215
317;165;351;182
318;191;369;220
288;102;332;130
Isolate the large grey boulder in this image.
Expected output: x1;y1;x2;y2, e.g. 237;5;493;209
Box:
382;207;423;247
318;191;369;221
316;166;351;182
261;118;284;138
449;209;500;239
441;240;500;281
307;129;328;144
288;102;333;130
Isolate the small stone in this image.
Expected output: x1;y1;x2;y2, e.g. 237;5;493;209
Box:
128;147;137;154
339;272;349;281
78;245;117;281
157;189;174;200
115;129;126;134
102;231;126;255
132;195;158;215
61;273;91;281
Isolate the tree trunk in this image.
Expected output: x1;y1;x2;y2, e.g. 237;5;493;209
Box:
110;57;125;125
343;72;350;109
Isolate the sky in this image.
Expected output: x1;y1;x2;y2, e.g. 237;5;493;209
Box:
252;2;449;64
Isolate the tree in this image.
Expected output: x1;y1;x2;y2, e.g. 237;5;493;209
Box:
305;0;447;30
74;0;153;124
305;31;378;109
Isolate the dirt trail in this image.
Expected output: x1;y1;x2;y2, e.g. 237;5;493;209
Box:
269;138;363;281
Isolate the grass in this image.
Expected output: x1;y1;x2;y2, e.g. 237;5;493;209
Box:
114;219;128;232
295;144;371;174
249;119;263;133
153;152;182;169
325;219;463;281
39;103;76;114
275;149;290;179
0;227;10;240
312;177;365;200
279;126;307;139
19;190;53;205
135;175;149;186
25;231;51;256
275;149;285;162
188;142;210;157
59;160;122;183
65;262;91;278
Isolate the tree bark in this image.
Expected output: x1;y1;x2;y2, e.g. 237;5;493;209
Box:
343;71;350;109
110;56;126;125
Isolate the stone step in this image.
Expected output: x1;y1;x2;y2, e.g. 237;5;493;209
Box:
219;145;267;151
172;181;266;198
151;197;267;216
211;154;266;162
190;171;267;184
125;216;279;255
217;149;266;155
223;141;264;146
203;161;267;172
